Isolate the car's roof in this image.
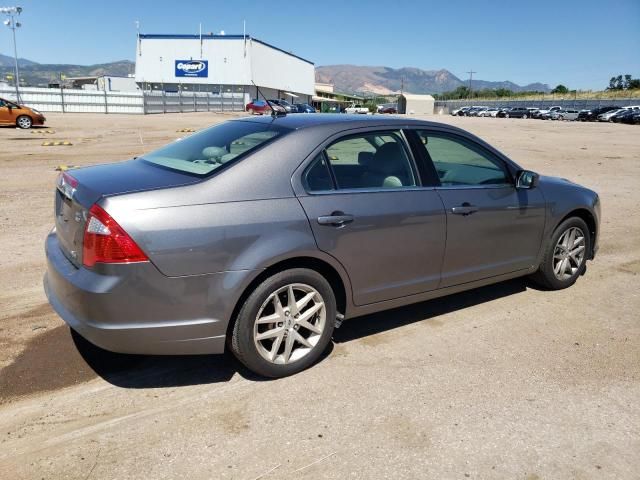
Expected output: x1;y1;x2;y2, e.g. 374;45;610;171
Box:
233;113;445;130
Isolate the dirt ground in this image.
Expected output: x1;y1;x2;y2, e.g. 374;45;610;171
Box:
0;112;639;479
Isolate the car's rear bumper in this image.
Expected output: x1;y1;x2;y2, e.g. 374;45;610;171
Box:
44;231;255;355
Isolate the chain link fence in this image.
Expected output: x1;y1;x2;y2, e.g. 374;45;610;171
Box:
434;97;640;115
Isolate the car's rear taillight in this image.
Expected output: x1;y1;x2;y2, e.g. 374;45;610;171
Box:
83;204;148;267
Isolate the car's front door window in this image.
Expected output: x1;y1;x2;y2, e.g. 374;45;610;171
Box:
414;131;511;187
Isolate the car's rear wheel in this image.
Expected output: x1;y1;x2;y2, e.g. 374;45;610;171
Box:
530;217;590;290
505;113;510;118
17;115;33;129
522;114;528;119
231;268;336;378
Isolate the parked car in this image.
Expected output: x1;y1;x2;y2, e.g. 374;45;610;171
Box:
621;111;640;124
496;108;512;118
451;106;471;116
551;109;580;121
293;103;316;113
533;106;562;119
577;106;619;122
478;107;500;117
344;104;369;114
468;107;490;117
44;115;600;378
0;97;46;129
245;100;286;115
597;108;626;122
611;109;637;123
268;99;296;113
377;104;398;114
462;106;486;117
498;107;532;118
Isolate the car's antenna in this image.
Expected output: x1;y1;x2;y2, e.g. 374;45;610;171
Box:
251;81;284;117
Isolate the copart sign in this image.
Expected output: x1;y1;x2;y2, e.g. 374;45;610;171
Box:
175;60;208;78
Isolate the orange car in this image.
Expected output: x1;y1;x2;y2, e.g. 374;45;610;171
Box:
0;97;46;129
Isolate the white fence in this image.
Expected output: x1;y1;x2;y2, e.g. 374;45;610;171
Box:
0;87;246;114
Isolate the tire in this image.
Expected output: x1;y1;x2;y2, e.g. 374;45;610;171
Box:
558;115;564;121
247;108;254;115
530;217;591;290
16;115;33;129
231;268;336;378
522;114;528;119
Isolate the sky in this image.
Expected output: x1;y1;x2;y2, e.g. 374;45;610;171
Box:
1;0;639;90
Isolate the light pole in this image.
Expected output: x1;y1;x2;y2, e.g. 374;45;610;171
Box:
1;6;23;103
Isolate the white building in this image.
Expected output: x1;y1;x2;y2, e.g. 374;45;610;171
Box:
134;34;315;105
398;93;435;115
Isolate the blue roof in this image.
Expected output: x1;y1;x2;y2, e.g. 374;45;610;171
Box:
138;34;314;65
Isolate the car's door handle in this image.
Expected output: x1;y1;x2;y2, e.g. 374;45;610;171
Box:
317;212;354;226
451;204;479;216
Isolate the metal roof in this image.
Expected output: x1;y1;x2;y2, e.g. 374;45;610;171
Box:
138;34;314;65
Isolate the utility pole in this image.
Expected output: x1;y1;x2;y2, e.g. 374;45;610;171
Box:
466;69;476;99
1;6;23;103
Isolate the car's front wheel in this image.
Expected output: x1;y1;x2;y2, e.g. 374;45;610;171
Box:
531;217;591;290
17;115;33;129
231;268;336;378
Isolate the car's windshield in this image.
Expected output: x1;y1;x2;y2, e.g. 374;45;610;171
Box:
142;121;288;176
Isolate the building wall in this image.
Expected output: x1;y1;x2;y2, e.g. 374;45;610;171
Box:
97;76;140;92
134;35;314;97
135;37;252;86
249;40;315;95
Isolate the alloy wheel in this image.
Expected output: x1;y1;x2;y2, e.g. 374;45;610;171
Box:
253;283;326;365
17;116;32;129
552;227;586;280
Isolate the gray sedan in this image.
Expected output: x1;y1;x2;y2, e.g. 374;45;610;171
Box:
44;115;600;377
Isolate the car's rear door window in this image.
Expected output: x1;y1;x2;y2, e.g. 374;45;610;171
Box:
304;153;334;191
414;131;511;187
322;131;417;190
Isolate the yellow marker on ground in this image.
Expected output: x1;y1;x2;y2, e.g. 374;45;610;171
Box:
55;164;80;171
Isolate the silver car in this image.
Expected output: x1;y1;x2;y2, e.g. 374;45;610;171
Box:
45;115;600;377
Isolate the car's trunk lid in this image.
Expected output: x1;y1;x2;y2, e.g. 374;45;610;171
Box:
54;160;200;268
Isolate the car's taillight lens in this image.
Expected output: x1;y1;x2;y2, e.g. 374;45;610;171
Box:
83;204;148;267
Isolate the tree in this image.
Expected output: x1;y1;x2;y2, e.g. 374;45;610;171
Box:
607;74;640;90
551;84;569;94
608;75;624;90
494;88;514;97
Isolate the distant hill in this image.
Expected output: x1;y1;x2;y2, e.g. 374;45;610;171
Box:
315;65;550;94
0;53;38;67
0;54;134;86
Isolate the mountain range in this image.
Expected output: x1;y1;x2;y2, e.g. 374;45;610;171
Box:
0;54;134;86
316;65;550;95
1;54;550;94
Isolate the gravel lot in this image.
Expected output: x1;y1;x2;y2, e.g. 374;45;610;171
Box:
0;113;638;479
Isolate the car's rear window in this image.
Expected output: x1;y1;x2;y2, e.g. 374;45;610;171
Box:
141;121;288;176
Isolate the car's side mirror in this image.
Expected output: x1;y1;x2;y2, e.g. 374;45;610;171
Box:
516;170;539;189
